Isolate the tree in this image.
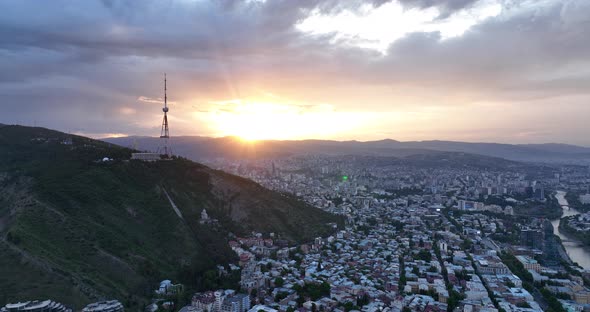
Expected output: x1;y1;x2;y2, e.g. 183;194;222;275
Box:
540;288;567;312
202;270;218;290
274;277;285;287
412;266;420;275
516;302;531;308
275;292;289;302
296;295;305;307
398;255;407;293
415;249;432;262
356;294;369;307
447;290;466;312
460;239;473;251
342;302;357;312
295;281;331;301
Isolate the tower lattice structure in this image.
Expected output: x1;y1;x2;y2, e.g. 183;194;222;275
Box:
159;73;171;157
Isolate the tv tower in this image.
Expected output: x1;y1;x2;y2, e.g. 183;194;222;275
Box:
159;73;171;157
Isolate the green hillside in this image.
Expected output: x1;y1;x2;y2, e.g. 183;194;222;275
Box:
0;125;341;309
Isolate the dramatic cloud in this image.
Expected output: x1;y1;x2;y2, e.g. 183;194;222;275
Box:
0;0;589;144
398;0;482;18
296;0;502;51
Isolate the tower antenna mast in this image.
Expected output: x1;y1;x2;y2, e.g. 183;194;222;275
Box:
159;73;171;157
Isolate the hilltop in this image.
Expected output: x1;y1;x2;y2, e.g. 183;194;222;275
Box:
0;125;341;309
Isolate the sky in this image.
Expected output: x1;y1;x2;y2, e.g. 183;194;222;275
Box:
1;0;590;145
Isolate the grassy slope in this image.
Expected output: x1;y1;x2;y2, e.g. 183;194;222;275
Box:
0;125;341;309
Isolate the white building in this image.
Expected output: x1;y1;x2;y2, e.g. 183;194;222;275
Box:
248;305;277;312
82;301;124;312
131;153;161;161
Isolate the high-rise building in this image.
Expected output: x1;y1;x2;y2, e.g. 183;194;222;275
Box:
534;185;545;200
519;228;544;250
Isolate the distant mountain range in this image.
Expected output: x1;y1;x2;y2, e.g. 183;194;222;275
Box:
103;136;590;163
0;125;340;308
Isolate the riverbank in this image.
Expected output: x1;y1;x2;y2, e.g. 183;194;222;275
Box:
559;216;590;246
514;195;564;220
552;191;590;270
565;192;590;213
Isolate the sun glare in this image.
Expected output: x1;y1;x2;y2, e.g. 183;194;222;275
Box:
207;100;370;141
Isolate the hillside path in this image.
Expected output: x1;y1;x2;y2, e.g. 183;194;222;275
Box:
162;188;184;219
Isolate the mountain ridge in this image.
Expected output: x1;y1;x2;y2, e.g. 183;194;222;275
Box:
103;136;590;163
101;135;589;148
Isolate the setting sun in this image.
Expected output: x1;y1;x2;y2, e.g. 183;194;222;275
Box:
207;100;371;141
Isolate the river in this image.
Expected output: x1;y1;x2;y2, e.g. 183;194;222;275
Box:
551;191;590;269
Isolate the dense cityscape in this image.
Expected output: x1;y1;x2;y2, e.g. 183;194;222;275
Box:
174;155;590;312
